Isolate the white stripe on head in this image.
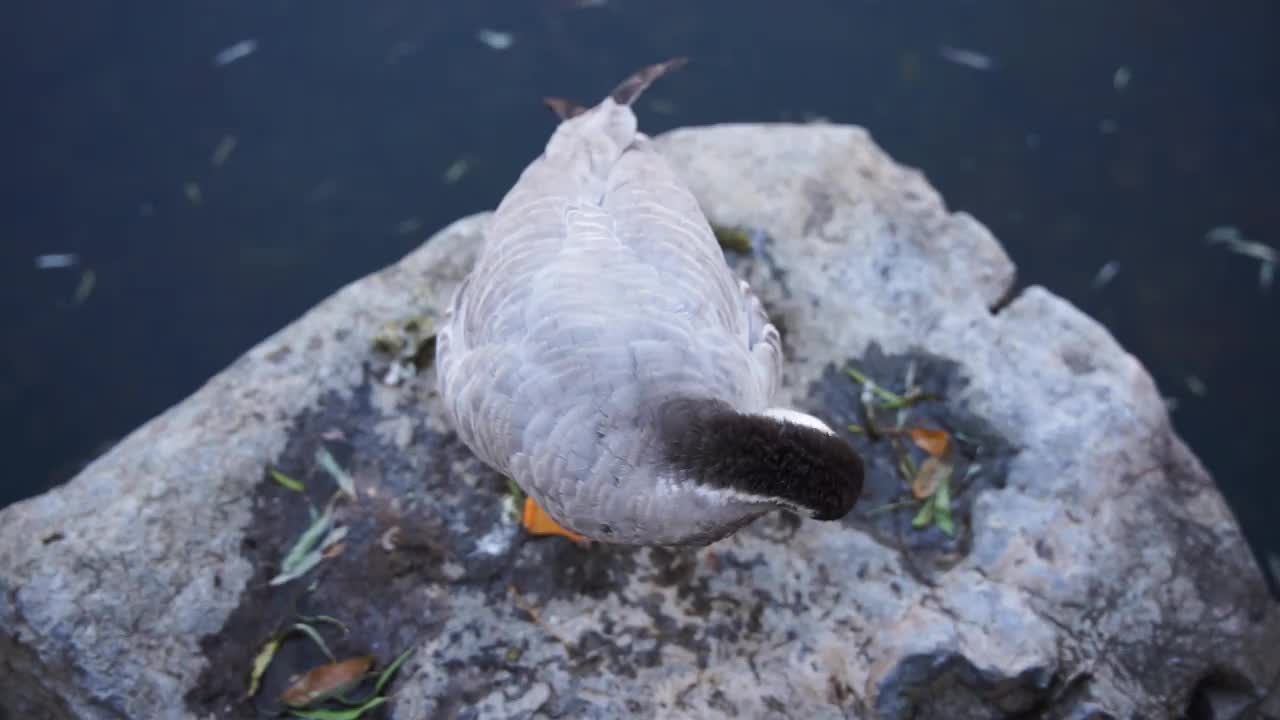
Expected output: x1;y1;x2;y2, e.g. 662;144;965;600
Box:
760;408;836;435
655;475;807;515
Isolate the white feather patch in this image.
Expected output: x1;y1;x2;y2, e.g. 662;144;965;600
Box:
761;408;835;435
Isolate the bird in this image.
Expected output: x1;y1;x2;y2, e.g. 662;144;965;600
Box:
434;58;864;546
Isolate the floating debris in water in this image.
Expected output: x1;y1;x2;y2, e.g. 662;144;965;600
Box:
1091;260;1121;290
395;217;423;235
210;135;238;167
1113;66;1132;91
306;178;340;204
1205;225;1277;293
212;39;258;67
184;181;203;206
1025;133;1041;150
937;45;995;71
238;245;300;267
385;40;420;65
34;253;79;270
442;158;471;184
1204;226;1273;260
647;98;678;116
476;28;514;51
72;269;96;304
1185;375;1208;397
1098;119;1118;134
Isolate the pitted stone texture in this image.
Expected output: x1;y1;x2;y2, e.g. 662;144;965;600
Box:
1;124;1275;720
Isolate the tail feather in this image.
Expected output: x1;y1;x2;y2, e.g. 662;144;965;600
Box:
609;57;689;106
543;96;589;120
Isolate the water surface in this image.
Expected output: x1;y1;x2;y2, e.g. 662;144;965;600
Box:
2;0;1276;586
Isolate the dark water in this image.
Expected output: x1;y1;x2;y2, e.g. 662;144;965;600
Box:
3;2;1277;583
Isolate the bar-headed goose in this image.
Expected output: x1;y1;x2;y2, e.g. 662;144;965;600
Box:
436;58;863;546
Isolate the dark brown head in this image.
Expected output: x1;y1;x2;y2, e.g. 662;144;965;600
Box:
656;397;864;521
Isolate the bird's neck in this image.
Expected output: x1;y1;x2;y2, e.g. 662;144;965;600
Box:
654;397;864;521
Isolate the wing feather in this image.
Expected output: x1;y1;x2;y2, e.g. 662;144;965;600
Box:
436;97;783;536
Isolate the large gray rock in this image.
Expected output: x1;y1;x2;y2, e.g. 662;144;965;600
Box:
2;124;1277;720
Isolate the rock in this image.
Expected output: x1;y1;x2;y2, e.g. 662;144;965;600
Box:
1;123;1277;720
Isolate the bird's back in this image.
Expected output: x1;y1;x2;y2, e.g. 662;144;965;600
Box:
436;60;784;541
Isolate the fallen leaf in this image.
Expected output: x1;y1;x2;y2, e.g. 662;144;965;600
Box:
475;28;514;51
909;428;951;457
911;495;935;529
1091;260;1121;290
270;502;348;586
911;457;949;499
72;269;96;304
34;253;79;269
937;45;995;71
296;615;349;636
442;158;470;184
934;474;955;536
371;648;414;695
395;217;422;235
290;623;336;662
281;656;374;708
270;469;306;493
245;636;282;699
315;447;356;499
277;504;335;575
211;135;238;167
1113;66;1132;91
213;39;258;67
289;697;389;720
845;367;905;405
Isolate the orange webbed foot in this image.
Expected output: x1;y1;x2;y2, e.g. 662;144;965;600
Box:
522;497;591;546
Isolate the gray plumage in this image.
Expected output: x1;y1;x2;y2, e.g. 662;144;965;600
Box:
435;59;862;546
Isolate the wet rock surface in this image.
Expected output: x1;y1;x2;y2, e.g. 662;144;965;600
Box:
2;124;1278;720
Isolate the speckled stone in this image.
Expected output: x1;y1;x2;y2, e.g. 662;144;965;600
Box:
1;124;1277;720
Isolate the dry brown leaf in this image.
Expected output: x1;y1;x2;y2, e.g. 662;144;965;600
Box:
912;457;944;499
909;428;951;458
280;656;374;708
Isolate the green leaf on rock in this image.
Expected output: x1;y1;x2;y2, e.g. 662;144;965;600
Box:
245;636;282;699
315;447;356;499
289;697;389;720
912;495;935;529
271;469;306;493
